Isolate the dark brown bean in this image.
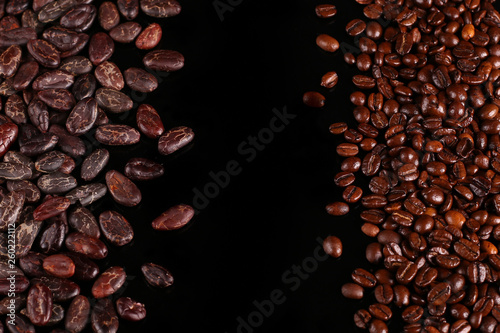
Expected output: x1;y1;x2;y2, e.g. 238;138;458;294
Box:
99;210;134;246
141;262;174;288
95;124;140;145
143;49;184;72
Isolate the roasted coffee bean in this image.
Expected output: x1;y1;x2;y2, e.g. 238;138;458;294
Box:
342;283;364;299
99;210;134;246
158;126;194;155
92;266;126;298
91;298;119;333
105;170;141;207
343;185;363;203
315;4;336;18
326;201;349;216
152;204;194;231
124;67;158;92
141;262;174;288
352;268;377;288
136;104;164;139
303;91;325;108
65;295;90;333
109;22;142;43
116;297;146;321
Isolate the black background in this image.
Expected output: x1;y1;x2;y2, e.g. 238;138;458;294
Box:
103;0;376;332
17;0;394;332
104;0;375;332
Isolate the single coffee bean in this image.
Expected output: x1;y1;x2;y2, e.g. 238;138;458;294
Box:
316;34;339;52
326;202;349;216
322;235;343;258
315;4;336;18
342;283;364;299
321;71;338;88
303;91;326;108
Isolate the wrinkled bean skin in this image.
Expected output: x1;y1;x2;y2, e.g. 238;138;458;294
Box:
95;88;133;113
0;190;24;232
69;206;100;238
65;295;90;333
116;297;146;321
158;126;194;155
60;56;93;76
91;266;126;298
91;298;119;333
27;39;60;68
117;0;139;20
124;67;158;92
65;183;107;206
98;2;120;31
37;88;76;111
49;124;86;158
0;45;21;78
80;148;109;181
66;97;98;136
32;70;74;90
105;170;142;207
39;217;67;254
95;61;124;90
6;314;35;333
141;0;181;18
88;32;114;65
33;196;70;221
60;4;97;33
26;282;53;326
27;97;49;133
141;262;174;288
0;27;36;47
152;204;194;230
37;171;77;194
143;49;184;72
135;22;161;49
99;210;134;246
43;254;75;278
12;61;39;91
95;124;140;145
0;162;31;180
65;232;108;260
65;252;99;281
0;122;18;157
124;157;164;181
136;104;164;138
109;22;142;43
72;73;96;101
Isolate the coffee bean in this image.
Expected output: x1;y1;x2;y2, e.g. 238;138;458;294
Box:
315;4;336;18
323;235;343;258
316;34;339;52
303;91;325;108
326;202;349;216
342;283;364;299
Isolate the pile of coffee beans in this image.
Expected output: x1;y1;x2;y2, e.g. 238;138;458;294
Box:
0;0;196;332
306;0;500;332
